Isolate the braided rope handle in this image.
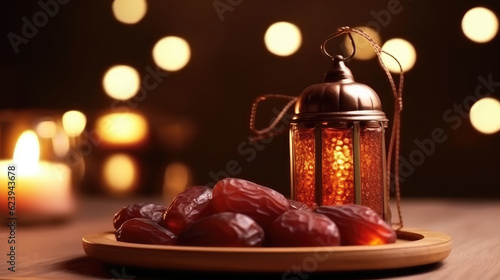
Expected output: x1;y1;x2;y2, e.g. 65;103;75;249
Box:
249;94;297;142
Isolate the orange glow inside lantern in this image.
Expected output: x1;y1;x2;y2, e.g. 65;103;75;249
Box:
290;56;390;222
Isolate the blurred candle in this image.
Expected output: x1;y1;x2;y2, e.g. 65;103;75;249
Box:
0;130;74;223
103;153;138;196
95;112;148;147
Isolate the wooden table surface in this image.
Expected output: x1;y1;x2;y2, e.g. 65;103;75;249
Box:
1;197;499;280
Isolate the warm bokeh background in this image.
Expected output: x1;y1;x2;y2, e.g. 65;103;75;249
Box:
1;0;500;200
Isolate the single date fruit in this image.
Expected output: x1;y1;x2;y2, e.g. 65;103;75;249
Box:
180;212;264;247
315;204;396;245
116;218;177;245
211;178;289;230
113;203;166;230
268;210;340;247
162;186;213;235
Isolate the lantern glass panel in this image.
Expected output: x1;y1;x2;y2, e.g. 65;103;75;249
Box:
290;124;315;205
322;127;354;206
291;123;387;219
360;126;385;217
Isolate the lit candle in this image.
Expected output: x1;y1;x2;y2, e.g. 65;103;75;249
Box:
0;130;75;223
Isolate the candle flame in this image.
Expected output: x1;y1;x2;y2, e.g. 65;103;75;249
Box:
96;112;148;145
13;130;40;173
103;153;137;194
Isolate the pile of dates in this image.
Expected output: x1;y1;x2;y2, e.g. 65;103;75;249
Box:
113;178;396;247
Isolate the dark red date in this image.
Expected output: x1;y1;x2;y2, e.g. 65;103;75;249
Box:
180;212;264;247
268;210;340;247
211;178;289;230
315;204;396;245
113;203;167;230
116;218;177;245
162;186;213;235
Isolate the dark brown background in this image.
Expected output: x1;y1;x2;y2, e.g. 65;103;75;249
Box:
1;0;500;198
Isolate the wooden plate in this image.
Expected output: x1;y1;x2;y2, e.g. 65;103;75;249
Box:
82;228;451;272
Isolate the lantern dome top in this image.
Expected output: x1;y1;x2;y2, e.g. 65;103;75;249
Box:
293;56;388;123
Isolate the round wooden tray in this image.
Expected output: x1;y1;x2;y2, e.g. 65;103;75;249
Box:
82;228;451;272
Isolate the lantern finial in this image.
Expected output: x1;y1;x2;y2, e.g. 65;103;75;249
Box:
323;56;354;83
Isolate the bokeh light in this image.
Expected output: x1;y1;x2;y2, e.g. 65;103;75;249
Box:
103;154;138;194
462;7;498;43
96;112;148;146
264;21;302;56
152;36;191;71
381;38;417;73
112;0;147;24
344;26;381;60
163;162;191;202
52;130;70;158
470;97;500;134
62;110;87;137
36;120;57;138
102;65;141;100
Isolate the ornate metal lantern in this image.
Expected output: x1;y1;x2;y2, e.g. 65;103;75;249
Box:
250;27;403;225
290;55;390;221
